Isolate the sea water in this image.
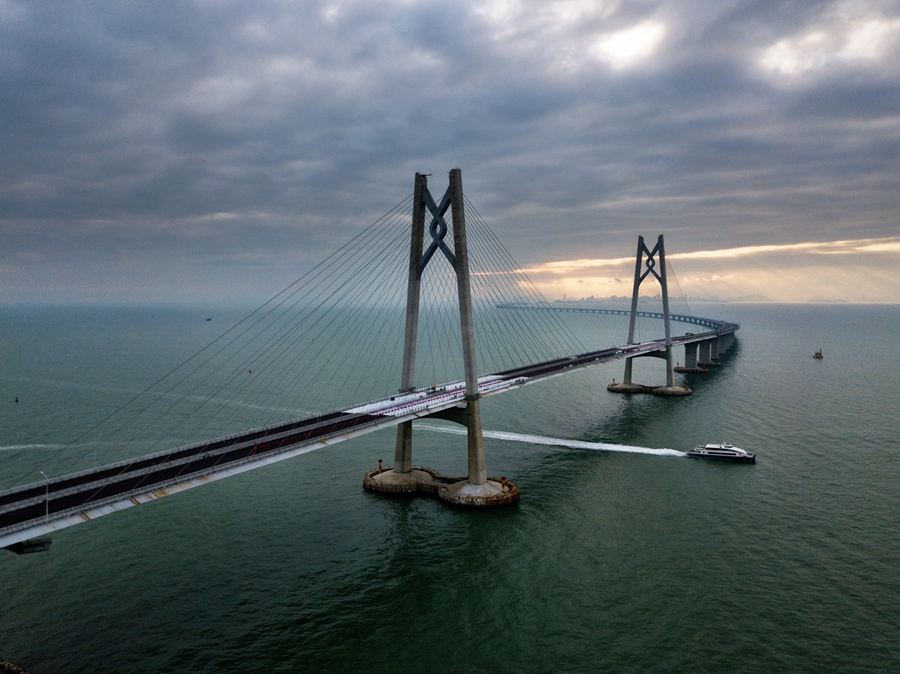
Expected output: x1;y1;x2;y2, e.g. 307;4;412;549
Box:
0;303;898;673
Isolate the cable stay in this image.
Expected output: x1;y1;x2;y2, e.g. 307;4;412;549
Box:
0;175;740;550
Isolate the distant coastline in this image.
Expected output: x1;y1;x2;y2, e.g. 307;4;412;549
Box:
548;295;873;305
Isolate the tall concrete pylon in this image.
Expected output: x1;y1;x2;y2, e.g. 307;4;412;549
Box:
366;169;513;505
448;168;489;489
608;234;691;397
391;172;428;475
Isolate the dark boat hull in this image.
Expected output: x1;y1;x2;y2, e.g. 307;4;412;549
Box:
687;453;755;463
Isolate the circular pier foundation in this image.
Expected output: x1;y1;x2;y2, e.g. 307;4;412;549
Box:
652;385;692;397
607;382;653;394
438;479;519;507
363;467;441;494
363;466;519;507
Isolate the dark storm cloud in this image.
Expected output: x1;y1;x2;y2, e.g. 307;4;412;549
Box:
1;0;898;301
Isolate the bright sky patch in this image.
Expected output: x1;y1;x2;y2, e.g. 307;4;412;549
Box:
592;21;667;69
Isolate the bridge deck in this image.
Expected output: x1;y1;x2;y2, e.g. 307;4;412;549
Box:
1;322;737;549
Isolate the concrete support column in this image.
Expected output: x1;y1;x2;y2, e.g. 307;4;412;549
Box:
658;236;671;347
666;347;675;388
610;234;688;397
699;339;710;365
392;173;427;474
717;335;726;355
626;238;644;345
450;168;487;487
709;338;719;362
465;398;487;486
394;422;412;474
684;342;698;368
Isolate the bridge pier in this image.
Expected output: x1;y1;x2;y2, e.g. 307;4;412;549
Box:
606;357;647;393
367;172;434;491
697;339;710;367
368;418;436;490
442;169;508;503
652;346;692;396
364;169;517;507
699;337;720;367
699;339;709;364
606;235;691;397
674;341;707;373
709;337;720;365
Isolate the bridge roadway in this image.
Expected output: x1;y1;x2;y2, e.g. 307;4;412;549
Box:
0;320;737;550
497;304;724;331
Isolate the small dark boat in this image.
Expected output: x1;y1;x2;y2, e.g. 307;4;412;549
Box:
814;349;823;359
687;442;755;463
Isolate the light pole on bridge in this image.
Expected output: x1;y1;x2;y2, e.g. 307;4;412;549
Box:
40;470;49;523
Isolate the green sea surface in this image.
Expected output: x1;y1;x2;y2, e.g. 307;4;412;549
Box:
1;303;898;673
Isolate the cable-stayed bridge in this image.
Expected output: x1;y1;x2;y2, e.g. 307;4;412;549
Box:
1;169;738;553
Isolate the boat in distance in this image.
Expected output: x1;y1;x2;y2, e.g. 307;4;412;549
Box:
687;442;756;463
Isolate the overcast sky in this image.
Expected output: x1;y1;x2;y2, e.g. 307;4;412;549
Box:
1;0;898;303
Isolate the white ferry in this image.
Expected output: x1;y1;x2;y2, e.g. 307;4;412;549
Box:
687;442;755;463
